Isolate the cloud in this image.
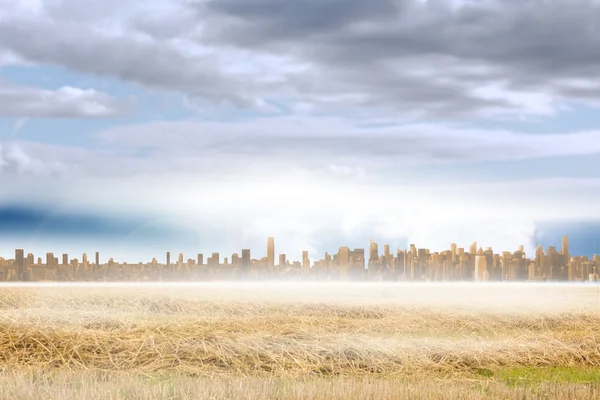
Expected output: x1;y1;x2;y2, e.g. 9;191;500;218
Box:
198;0;600;116
95;117;600;169
5;170;597;261
328;164;367;179
0;142;68;175
10;118;28;136
0;10;264;108
0;82;135;118
0;0;598;117
4;128;600;261
0;48;27;67
5;114;600;185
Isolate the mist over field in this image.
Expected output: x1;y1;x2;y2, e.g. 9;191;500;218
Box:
2;281;600;312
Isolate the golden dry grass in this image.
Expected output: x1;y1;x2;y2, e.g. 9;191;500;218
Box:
1;370;600;400
1;283;600;399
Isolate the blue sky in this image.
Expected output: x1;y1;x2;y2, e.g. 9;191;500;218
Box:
2;0;600;262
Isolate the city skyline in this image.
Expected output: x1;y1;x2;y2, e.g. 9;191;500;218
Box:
2;234;598;282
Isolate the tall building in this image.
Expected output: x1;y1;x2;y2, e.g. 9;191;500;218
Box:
302;251;310;273
469;242;478;254
474;248;489;281
338;247;350;280
450;243;457;262
46;253;57;268
267;237;275;269
241;249;251;268
352;248;365;279
95;252;100;270
279;254;286;267
535;245;543;277
62;254;69;266
15;249;24;281
369;240;378;263
208;253;220;267
166;252;170;269
397;250;406;279
197;254;204;266
562;235;569;256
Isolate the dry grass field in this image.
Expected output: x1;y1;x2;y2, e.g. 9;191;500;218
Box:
1;282;600;399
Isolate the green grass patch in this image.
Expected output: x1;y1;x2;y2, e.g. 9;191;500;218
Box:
476;368;494;378
498;366;600;386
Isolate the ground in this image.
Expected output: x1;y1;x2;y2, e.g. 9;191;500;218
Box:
0;282;599;399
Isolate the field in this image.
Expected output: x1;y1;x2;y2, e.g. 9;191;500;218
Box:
1;282;600;399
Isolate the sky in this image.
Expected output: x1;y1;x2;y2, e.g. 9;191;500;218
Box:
2;0;600;262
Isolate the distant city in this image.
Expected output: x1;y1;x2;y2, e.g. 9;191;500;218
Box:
0;235;598;282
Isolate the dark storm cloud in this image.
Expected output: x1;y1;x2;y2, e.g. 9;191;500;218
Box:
206;0;398;40
200;0;600;113
202;0;600;70
3;0;600;116
0;17;257;108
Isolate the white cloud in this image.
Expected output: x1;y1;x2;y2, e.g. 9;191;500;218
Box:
0;82;135;118
0;49;28;67
94;117;600;169
2;137;599;260
10;118;28;136
0;142;68;175
328;164;368;179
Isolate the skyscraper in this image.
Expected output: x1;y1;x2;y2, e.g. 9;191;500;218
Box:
242;249;251;268
302;251;310;273
267;237;275;269
369;240;378;264
397;250;406;279
338;247;350;280
562;235;569;256
46;253;57;268
15;249;24;281
469;242;478;255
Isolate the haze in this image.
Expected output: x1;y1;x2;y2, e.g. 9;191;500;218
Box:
3;282;600;314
